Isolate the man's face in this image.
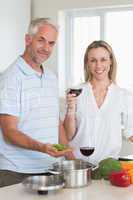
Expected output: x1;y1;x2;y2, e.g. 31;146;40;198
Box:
26;24;58;65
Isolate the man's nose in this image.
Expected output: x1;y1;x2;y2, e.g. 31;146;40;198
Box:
43;41;50;51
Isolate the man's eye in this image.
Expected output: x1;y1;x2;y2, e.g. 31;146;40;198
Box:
38;39;43;42
49;42;55;46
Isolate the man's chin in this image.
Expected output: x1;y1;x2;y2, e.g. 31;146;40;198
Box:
37;57;49;64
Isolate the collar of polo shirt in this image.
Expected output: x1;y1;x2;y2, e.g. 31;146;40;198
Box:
17;56;44;76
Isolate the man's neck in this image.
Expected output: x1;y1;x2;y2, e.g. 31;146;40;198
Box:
22;54;43;74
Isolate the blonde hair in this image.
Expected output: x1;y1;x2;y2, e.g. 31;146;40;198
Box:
28;18;58;36
84;40;117;82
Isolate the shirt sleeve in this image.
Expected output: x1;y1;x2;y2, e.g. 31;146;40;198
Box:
0;75;20;117
122;90;133;139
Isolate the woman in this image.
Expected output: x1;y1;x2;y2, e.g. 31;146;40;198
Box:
64;40;133;165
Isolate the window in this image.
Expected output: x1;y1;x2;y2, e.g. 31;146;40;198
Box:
58;6;133;96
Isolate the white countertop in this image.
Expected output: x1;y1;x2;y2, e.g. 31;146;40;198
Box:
1;180;133;200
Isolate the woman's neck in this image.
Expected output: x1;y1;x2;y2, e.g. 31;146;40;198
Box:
90;78;111;90
89;78;112;108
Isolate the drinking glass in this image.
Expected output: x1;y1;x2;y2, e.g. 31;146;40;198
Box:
80;147;95;156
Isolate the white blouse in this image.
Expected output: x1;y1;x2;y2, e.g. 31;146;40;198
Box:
68;83;133;164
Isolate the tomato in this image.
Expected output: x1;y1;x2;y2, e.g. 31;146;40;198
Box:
109;170;131;187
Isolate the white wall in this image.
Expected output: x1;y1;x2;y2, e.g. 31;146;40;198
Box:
0;0;31;72
32;0;133;157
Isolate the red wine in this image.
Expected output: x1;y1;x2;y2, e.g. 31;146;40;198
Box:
80;147;95;156
68;88;82;97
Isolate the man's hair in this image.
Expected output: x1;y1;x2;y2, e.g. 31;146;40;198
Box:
28;18;58;36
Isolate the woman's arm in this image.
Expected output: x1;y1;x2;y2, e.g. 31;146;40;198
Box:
64;93;77;141
122;90;133;142
128;136;133;142
59;120;75;159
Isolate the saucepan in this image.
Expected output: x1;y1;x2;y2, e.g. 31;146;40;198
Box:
52;159;97;188
22;172;65;195
23;160;97;193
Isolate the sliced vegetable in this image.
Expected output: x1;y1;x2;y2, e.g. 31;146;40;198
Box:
109;170;131;187
91;168;102;180
120;161;133;171
53;144;68;151
127;169;133;184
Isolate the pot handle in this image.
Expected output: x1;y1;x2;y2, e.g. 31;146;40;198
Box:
91;164;99;171
47;169;61;175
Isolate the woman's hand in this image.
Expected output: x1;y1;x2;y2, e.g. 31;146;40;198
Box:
65;151;76;160
63;92;78;141
66;93;77;115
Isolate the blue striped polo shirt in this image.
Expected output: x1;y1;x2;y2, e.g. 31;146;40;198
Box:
0;56;60;173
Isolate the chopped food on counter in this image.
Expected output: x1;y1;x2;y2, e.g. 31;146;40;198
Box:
127;169;133;184
53;144;69;151
91;168;102;180
120;161;133;183
109;170;131;187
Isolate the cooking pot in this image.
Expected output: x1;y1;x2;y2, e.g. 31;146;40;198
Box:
52;159;96;188
22;173;65;195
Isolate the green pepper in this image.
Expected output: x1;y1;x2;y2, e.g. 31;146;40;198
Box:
99;157;122;180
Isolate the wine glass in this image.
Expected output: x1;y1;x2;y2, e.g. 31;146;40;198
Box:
80;147;95;156
68;88;82;97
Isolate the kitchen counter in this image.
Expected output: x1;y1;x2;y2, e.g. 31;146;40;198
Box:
0;180;133;200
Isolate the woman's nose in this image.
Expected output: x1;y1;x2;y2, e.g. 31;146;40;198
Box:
95;60;102;67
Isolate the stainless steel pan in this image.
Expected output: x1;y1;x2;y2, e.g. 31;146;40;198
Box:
22;173;64;195
52;159;97;188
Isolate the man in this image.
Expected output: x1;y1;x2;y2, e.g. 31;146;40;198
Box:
0;18;72;187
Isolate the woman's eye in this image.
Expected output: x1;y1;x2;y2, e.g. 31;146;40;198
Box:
101;58;109;62
90;59;96;63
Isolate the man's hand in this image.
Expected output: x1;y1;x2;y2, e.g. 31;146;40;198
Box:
42;143;73;157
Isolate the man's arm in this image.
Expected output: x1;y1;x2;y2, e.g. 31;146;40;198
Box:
0;114;71;157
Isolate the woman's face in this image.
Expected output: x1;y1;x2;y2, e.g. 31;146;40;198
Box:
87;47;112;81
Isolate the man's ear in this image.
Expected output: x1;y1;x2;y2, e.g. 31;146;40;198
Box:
25;34;32;46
